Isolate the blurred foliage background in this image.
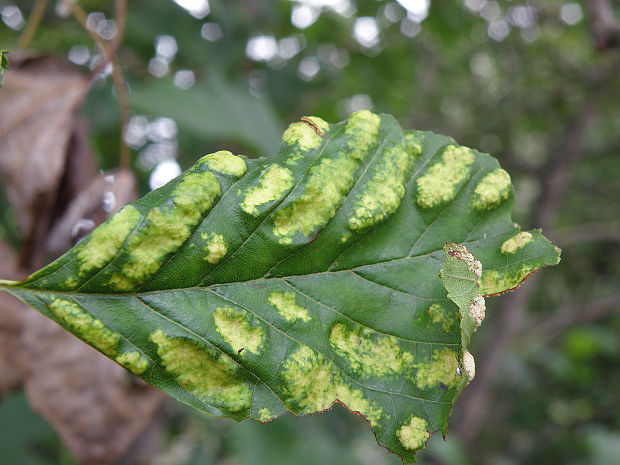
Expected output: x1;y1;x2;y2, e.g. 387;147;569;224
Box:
1;0;620;464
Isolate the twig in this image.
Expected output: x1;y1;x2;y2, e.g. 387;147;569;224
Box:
61;0;130;170
16;0;48;50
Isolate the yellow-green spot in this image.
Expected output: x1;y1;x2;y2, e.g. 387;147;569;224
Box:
416;145;475;209
303;116;330;135
258;407;274;422
500;231;533;254
117;351;149;375
214;306;265;355
397;416;430;451
198;150;247;177
329;323;413;377
344;110;381;161
64;277;78;288
406;131;423;155
341;232;351;243
272;112;383;243
49;298;119;356
414;348;458;389
480;263;538;295
202;233;227;264
348;143;417;231
268;291;310;323
471;168;511;211
428;304;455;333
150;330;251;412
77;205;141;275
241;165;294;216
281;345;382;424
108;171;220;290
282;121;323;150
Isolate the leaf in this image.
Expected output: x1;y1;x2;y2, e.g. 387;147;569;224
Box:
0;53;90;267
0;111;560;462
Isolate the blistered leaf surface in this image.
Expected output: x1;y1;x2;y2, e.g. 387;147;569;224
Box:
1;111;560;462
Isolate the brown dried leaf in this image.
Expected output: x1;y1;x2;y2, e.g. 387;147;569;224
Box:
0;242;27;397
20;310;165;464
0;53;89;268
46;169;137;256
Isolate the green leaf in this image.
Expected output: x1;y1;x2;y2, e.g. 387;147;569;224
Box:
0;111;560;462
0;50;9;88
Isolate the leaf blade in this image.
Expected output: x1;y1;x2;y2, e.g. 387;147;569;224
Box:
3;111;560;462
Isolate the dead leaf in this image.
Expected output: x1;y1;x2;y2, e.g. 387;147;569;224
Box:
46;169;137;256
0;242;27;397
20;309;165;464
0;53;90;268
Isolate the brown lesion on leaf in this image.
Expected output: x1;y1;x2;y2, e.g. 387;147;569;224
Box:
300;116;326;137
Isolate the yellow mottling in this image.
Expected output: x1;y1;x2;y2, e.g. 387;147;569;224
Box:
397;416;430;451
202;233;227;264
416;145;475;209
480;263;538;295
500;231;533;254
107;171;220;290
150;330;251;412
214;306;265;355
241;165;294;216
329;323;413;377
428;304;455;333
282;122;323;150
281;345;383;424
348;143;417;231
117;351;149;375
49;298;119;356
414;348;459;389
77;205;141;275
258;407;274;422
268;291;310;323
199;150;247;177
471;168;511;211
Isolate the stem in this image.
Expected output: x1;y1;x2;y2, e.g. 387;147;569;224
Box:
61;0;130;170
16;0;48;50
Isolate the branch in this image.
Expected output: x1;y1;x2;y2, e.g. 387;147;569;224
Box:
61;0;130;170
16;0;48;50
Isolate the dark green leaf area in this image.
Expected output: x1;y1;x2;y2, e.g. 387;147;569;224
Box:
4;111;560;463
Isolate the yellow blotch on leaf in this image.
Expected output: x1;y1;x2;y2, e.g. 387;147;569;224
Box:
413;348;459;389
397;416;430;451
198;150;247;177
77;205;141;274
416;145;475;209
108;171;221;290
344;110;381;160
428;304;455;333
479;263;538;295
258;407;274;422
500;231;533;254
213;306;265;355
116;351;149;375
150;330;252;412
268;291;310;322
348;143;418;231
471;168;511;211
202;233;227;264
49;298;119;356
241;165;294;216
281;345;383;424
282;121;323;150
329;323;413;377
